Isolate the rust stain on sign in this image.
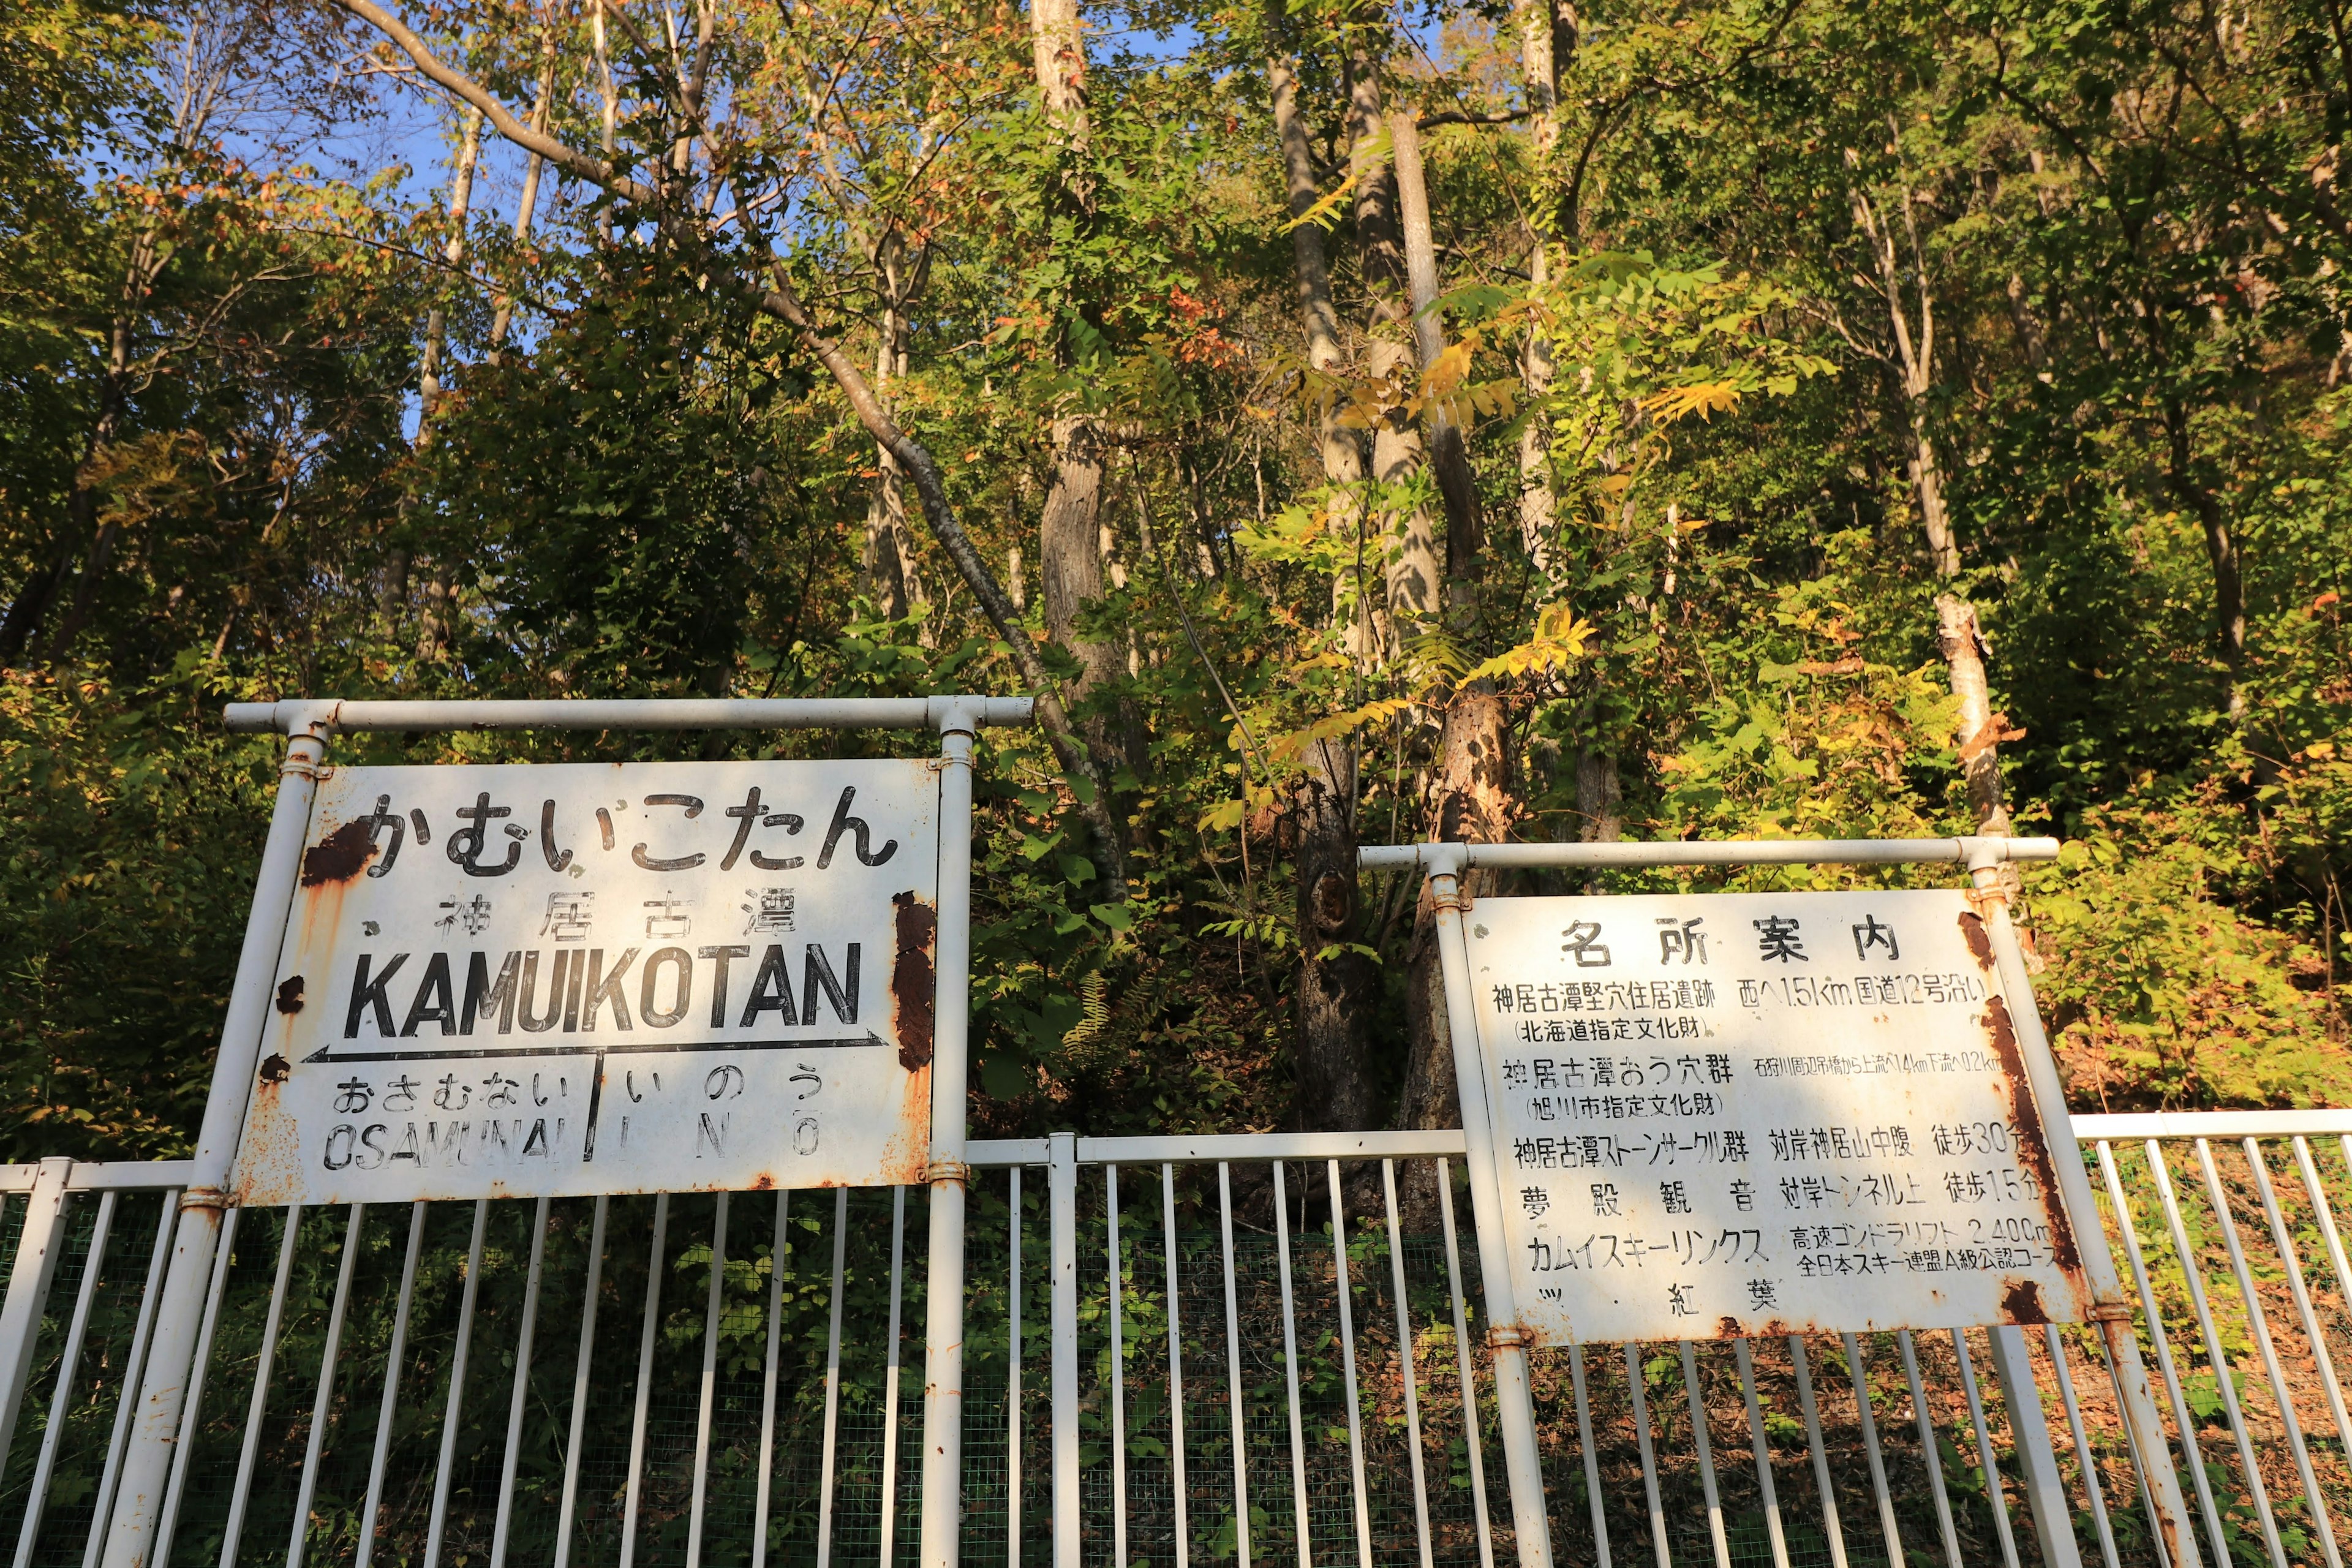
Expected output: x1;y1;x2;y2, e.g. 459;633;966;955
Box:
300;815;378;885
891;889;937;1072
232;1072;304;1206
1960;903;2088;1303
274;976;304;1014
877;1062;935;1186
1958;909;1996;968
258;1054;290;1083
1981;990;2083;1280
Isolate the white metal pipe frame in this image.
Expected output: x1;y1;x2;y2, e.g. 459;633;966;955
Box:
0;698;2343;1568
14;1114;2352;1568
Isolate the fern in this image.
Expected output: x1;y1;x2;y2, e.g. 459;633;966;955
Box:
1058;971;1113;1067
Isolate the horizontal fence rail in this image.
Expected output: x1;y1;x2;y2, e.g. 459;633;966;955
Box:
1354;837;2060;873
219;697;1036;734
5;1114;2352;1568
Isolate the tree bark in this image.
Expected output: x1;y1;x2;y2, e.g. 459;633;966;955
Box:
334;0;1131;882
2164;398;2247;717
591;0;619;246
0;556;66;665
1293;745;1377;1131
1847;145;2022;832
1575;739;1622;841
1390;104;1513;1167
1039;415;1116;689
1846;151;1959;577
1268;10;1376;1132
863;279;927;623
1936;595;2014;834
1515;0;1561;579
1029;0;1128;766
1344;46;1436;646
410;104;486;664
1391;111;1481;579
488;37;557;358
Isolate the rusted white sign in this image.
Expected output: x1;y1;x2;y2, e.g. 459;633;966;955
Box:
231;758;939;1205
1464;889;2087;1344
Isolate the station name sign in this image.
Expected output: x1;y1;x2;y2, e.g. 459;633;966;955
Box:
1464;889;2087;1343
231;757;938;1205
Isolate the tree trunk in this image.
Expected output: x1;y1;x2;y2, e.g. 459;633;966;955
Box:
1293;746;1378;1131
2004;274;2047;369
489;37;557;358
1390;103;1513;1172
2165;398;2247;717
1039;416;1117;688
1937;595;2014;834
1344;46;1436;646
1030;0;1126;767
0;555;66;665
1847;154;1961;578
1391;111;1481;583
410;104;486;664
863;284;926;622
1848;149;2021;829
1030;0;1087;130
1515;0;1560;578
1575;739;1622;842
1904;410;1959;576
592;0;619;246
1269;11;1376;1131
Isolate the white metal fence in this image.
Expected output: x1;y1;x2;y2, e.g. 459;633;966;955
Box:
6;1112;2352;1568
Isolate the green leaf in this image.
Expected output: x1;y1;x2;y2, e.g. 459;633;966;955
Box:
980;1055;1032;1100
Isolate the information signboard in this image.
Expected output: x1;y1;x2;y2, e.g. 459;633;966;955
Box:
230;756;938;1205
1463;889;2089;1343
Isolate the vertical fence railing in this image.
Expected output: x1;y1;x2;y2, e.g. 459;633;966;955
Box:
9;1112;2352;1565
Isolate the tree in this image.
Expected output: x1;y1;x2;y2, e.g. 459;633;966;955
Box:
2;0;2346;1164
334;0;1132;879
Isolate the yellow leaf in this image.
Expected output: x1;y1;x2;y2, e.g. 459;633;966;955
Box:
1424;340;1475;396
1639;381;1742;423
1280;180;1353;235
1267;699;1414;767
1455;611;1595;687
1199;798;1248;832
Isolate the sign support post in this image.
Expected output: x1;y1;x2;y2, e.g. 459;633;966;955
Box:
1986;1324;2084;1568
1963;843;2200;1568
920;706;981;1568
1428;849;1557;1568
102;712;331;1568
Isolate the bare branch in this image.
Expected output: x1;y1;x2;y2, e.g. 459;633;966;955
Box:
1417;107;1534;129
337;0;659;206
